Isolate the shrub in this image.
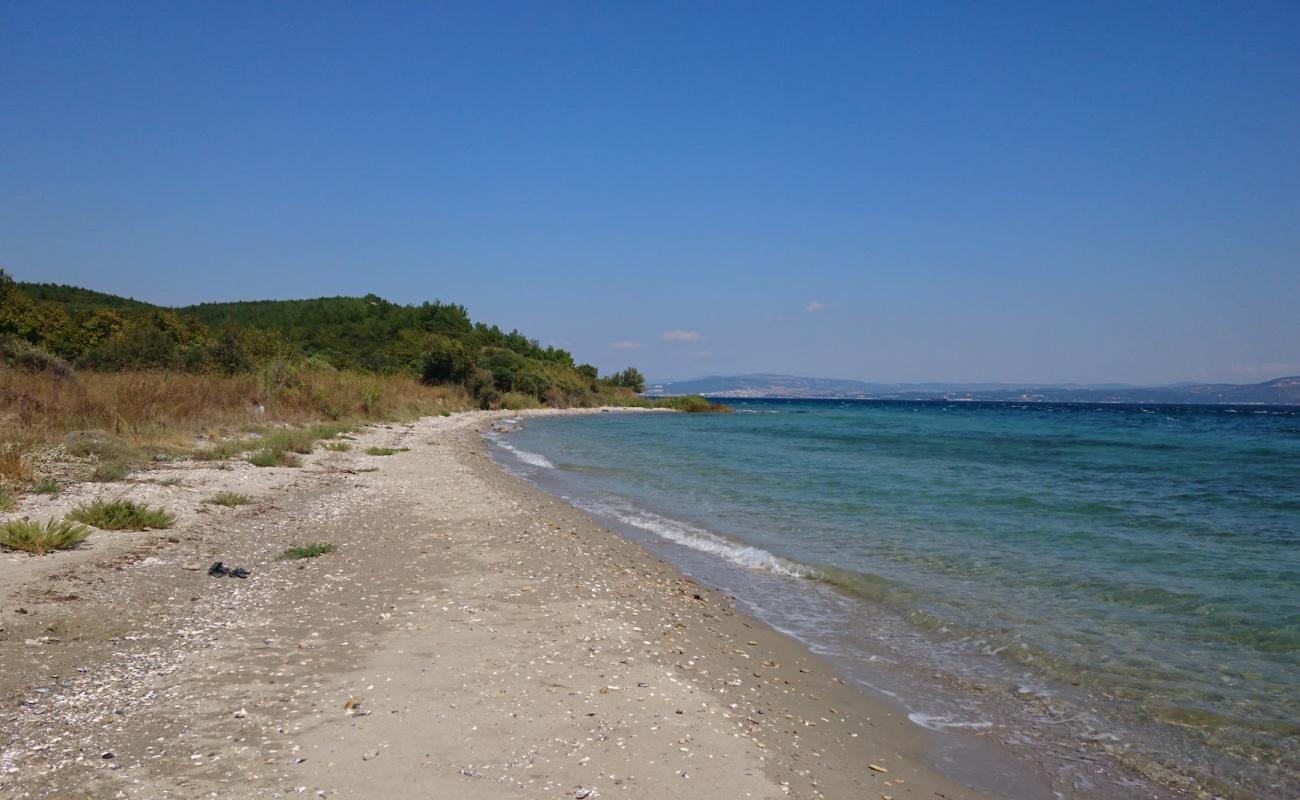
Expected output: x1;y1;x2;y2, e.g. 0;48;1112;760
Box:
0;486;14;511
365;446;398;456
321;441;351;452
0;338;74;378
259;428;318;454
68;499;175;530
0;429;38;482
277;542;336;560
193;438;259;461
205;491;251;507
33;479;61;495
92;461;129;482
249;449;301;468
500;391;541;410
0;519;91;554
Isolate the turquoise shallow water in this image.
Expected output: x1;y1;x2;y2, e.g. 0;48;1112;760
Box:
487;401;1299;799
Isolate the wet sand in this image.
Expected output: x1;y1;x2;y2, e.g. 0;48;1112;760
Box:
1;410;989;799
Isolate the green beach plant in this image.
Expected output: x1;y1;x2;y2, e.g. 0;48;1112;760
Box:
278;542;336;560
364;446;399;456
68;499;175;530
321;441;351;452
32;479;62;495
0;518;91;554
248;448;301;467
205;491;252;507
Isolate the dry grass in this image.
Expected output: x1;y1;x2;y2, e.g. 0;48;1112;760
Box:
0;366;473;454
0;426;39;482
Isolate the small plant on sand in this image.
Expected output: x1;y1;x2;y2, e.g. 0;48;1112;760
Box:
92;461;130;482
192;438;259;461
33;479;62;495
278;542;336;560
157;476;184;487
205;491;251;507
365;446;399;456
248;448;301;468
0;486;15;511
355;467;379;473
0;519;91;554
321;442;352;452
68;499;175;530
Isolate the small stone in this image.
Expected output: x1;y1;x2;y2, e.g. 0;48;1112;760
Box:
362;750;379;761
869;763;888;773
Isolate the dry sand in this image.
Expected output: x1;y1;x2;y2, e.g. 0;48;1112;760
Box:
0;410;990;799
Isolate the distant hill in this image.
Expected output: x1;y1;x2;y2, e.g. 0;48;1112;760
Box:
646;374;1300;406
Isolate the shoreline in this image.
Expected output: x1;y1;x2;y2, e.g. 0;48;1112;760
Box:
0;409;988;799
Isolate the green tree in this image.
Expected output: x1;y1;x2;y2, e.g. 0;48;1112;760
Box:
609;367;646;393
420;335;476;384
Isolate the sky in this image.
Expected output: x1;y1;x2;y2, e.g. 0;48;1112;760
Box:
3;1;1298;385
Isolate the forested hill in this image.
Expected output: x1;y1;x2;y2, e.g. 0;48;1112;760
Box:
1;275;646;408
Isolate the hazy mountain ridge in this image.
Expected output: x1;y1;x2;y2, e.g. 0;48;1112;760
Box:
646;374;1300;406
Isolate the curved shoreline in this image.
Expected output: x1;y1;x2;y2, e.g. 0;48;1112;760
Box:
0;409;989;799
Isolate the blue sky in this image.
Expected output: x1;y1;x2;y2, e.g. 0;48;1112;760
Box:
3;1;1297;384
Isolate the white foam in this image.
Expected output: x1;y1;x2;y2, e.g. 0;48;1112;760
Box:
581;500;812;579
908;712;994;732
494;440;555;469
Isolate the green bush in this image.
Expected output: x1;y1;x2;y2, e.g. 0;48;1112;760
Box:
0;519;91;553
33;479;61;495
420;336;476;384
68;499;175;530
0;486;14;511
365;446;399;456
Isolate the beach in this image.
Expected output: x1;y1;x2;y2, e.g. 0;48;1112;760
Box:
0;409;986;800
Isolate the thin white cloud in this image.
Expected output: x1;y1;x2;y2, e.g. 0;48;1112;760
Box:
805;300;825;312
661;329;703;343
609;340;644;350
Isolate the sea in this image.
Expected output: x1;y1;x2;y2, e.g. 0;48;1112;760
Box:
484;400;1299;800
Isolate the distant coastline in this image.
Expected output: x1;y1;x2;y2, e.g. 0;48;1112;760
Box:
645;373;1300;406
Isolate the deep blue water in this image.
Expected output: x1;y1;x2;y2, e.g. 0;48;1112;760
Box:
486;400;1299;799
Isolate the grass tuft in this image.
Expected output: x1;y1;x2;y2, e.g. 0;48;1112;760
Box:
248;449;301;468
365;446;399;456
0;486;15;511
193;438;259;461
0;519;91;554
68;499;176;530
92;461;130;482
278;542;336;560
33;478;62;495
321;441;351;452
205;491;252;507
156;476;184;487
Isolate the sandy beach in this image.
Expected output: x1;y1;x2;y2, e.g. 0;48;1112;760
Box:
0;409;988;800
